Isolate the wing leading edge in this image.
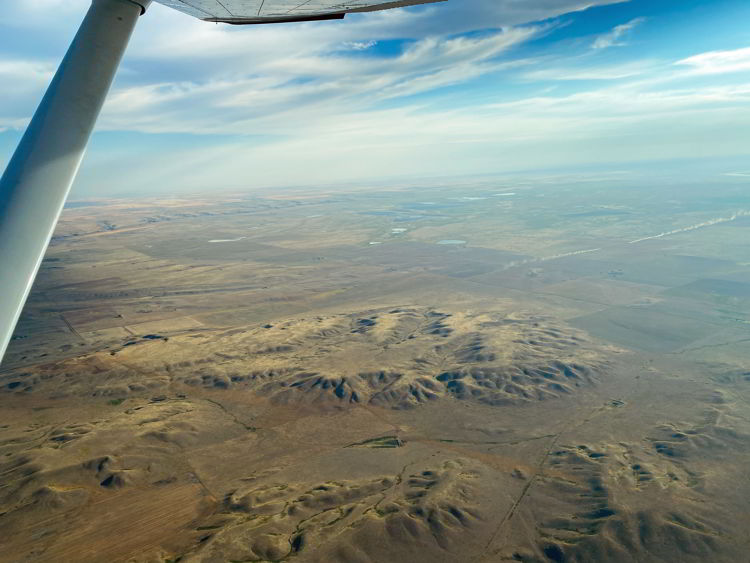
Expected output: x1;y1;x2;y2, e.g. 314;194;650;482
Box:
153;0;445;24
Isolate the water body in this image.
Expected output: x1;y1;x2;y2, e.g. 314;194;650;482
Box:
402;202;457;211
209;237;247;243
565;209;630;218
437;240;467;245
394;215;426;223
360;211;398;217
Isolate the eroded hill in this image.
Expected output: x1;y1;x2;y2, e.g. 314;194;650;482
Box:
2;308;610;410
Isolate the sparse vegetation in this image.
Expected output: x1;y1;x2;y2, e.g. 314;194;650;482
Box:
346;436;404;448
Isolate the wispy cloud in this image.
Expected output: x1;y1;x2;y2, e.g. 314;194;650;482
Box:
676;46;750;75
343;40;377;50
99;26;541;134
592;17;645;49
522;60;655;81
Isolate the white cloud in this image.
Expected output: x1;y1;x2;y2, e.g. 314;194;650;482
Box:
592;17;645;49
0;58;54;86
522;60;656;81
343;40;377;50
0;0;627;129
97;26;540;135
676;46;750;75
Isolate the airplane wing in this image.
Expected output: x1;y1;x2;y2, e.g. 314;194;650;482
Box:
152;0;445;24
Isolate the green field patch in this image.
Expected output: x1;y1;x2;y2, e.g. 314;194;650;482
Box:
570;304;722;353
345;435;403;448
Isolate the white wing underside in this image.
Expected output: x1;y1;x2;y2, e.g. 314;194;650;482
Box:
153;0;445;23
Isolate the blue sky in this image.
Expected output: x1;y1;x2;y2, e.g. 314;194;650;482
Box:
1;0;750;196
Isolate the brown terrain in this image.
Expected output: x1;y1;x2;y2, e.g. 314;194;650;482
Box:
1;182;749;562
